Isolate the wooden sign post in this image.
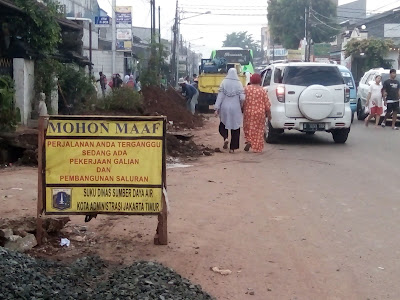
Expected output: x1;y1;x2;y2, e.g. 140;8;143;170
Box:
36;116;168;245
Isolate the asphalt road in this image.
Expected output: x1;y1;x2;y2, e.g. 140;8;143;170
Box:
173;116;400;300
1;116;399;300
243;118;400;299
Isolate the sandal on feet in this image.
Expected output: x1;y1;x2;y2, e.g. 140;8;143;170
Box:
223;140;228;149
244;143;251;152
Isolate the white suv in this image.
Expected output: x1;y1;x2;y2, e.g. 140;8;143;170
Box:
356;68;400;120
261;62;352;143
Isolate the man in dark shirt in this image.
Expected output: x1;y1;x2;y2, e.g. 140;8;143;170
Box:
382;69;400;130
179;77;198;114
96;72;107;97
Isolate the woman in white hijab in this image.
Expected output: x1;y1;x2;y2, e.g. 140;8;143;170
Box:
124;74;130;84
214;68;245;153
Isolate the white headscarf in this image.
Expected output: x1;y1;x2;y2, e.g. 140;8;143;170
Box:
219;68;244;97
124;75;130;83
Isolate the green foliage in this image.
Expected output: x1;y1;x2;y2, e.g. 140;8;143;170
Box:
313;43;331;56
95;88;143;115
267;0;339;49
57;64;96;105
141;41;169;87
35;58;62;108
222;31;261;58
345;38;394;70
0;75;17;131
35;59;96;113
11;0;61;55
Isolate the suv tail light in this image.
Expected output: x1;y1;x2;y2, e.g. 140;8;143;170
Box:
344;86;350;103
276;85;285;103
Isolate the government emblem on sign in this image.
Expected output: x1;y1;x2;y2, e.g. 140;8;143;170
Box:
52;189;72;210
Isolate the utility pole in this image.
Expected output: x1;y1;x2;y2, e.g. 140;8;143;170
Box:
272;43;275;62
158;6;162;75
158;6;161;45
150;1;154;43
304;5;308;62
112;0;116;74
305;2;311;62
153;1;156;42
308;3;312;62
176;17;181;86
171;0;178;86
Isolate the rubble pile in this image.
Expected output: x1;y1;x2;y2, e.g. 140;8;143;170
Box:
167;134;213;158
0;217;70;252
0;249;215;300
142;86;203;129
0;129;38;165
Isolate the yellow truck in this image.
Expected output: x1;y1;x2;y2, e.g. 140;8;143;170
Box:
197;60;246;112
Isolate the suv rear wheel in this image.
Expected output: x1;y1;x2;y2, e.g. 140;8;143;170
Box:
332;128;350;144
264;120;281;144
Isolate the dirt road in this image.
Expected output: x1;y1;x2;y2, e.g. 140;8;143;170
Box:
1;116;399;299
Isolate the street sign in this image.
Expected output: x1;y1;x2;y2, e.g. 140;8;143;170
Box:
116;6;132;28
95;16;110;28
36;116;168;245
117;28;132;40
116;40;132;51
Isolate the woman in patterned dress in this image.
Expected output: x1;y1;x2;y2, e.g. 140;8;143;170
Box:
243;74;271;153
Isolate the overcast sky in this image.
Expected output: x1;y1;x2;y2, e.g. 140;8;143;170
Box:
97;0;400;57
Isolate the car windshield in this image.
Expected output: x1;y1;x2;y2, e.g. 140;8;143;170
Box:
283;66;344;86
341;72;354;88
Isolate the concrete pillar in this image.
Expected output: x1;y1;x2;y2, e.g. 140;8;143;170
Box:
13;58;34;126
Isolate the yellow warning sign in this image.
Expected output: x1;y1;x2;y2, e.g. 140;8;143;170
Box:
44;117;165;214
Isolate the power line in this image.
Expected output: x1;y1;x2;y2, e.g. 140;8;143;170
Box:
180;23;265;26
311;13;340;31
180;7;267;11
181;11;267;16
311;8;368;21
178;4;266;8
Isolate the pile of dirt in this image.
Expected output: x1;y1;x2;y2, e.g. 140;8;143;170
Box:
142;86;203;129
166;134;213;158
0;247;215;300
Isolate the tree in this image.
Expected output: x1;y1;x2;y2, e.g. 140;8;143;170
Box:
222;31;262;58
141;41;169;87
10;0;61;55
345;38;394;70
267;0;339;49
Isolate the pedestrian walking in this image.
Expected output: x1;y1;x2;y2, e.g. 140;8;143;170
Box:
124;74;130;84
214;68;245;153
382;69;400;130
364;75;383;128
125;75;135;89
243;74;271;152
178;77;198;115
97;72;107;97
114;74;123;89
192;77;199;90
135;77;142;93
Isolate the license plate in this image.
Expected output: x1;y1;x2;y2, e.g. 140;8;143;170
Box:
303;123;325;131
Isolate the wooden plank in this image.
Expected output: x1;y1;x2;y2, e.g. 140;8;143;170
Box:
36;116;45;245
154;119;168;245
